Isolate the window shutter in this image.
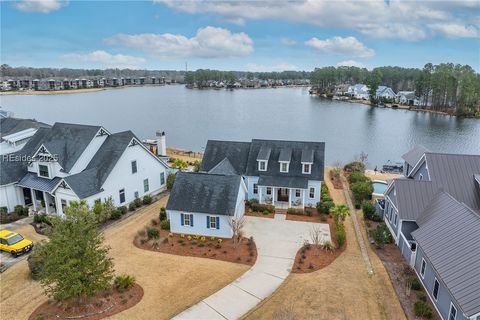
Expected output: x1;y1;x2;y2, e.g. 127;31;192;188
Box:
206;216;210;228
216;217;220;229
180;213;184;226
190;214;194;227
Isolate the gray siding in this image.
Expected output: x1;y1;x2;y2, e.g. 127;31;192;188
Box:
384;198;400;238
412;162;429;180
398;235;412;263
414;246;467;320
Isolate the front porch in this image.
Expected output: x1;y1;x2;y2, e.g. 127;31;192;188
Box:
257;186;307;209
17;173;60;215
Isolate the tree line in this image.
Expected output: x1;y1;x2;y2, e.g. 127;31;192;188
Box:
184;69;310;85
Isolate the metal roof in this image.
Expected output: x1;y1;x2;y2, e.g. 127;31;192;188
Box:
401;145;429;168
389;179;438;220
412;192;480;317
17;172;61;193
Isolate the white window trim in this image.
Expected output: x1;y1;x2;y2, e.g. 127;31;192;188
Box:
419;173;424;180
266;187;272;195
143;178;149;193
295;189;301;197
279;161;289;173
183;214;191;227
38;164;50;178
393;213;398;226
432;277;439;301
253;183;258;194
302;162;312;174
131;160;137;174
258;160;267;171
309;187;315;199
420;258;427;278
209;216;217;229
119;188;125;204
449;303;457;320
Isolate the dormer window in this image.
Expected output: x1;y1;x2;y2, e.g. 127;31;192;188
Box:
39;164;49;178
280;161;289;173
302;163;312;174
258;160;267;171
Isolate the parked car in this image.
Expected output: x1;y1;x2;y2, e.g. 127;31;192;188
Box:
0;230;33;257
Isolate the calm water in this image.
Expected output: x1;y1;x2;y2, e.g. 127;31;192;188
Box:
1;85;479;168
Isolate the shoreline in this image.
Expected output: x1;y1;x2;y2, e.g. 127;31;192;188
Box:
0;84;174;96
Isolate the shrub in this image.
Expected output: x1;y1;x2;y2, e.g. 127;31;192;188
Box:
417;292;427;302
320;214;328;222
370;223;392;248
133;198;142;208
166;173;176;190
27;244;45;280
14;205;29;216
114;274;136;290
316;200;334;214
321;183;330;197
117;206;127;215
128;202;136;211
335;223;346;247
137;229;146;237
262;209;270;215
0;207;7;214
411;277;422;290
142;195;152;205
287;208;304;215
147;228;160;239
160;219;170;231
361;200;381;221
110;209;121;220
344;161;366;173
250;202;274;213
33;213;51;226
414;300;433;318
159;207;167;221
351;181;373;205
347;171;370;184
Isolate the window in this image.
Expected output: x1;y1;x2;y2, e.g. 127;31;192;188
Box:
419;173;423;180
119;189;125;203
134;191;139;198
160;172;165;185
302;163;311;174
448;303;457;320
209;216;217;229
420;259;426;278
309;187;315;199
182;213;193;227
143;179;149;193
253;183;258;194
295;189;301;197
433;278;439;300
39;164;49;178
280;162;289;173
393;213;397;226
131;160;137;174
258;161;267;171
266;187;272;195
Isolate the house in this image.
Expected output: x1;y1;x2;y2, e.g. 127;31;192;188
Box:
166;172;246;238
347;84;369;100
375;86;396;100
0;117;50;155
201;139;325;209
334;84;350;96
396;91;418;105
382;146;480;320
0;122;169;215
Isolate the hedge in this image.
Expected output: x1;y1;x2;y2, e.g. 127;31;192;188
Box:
335;223;346;247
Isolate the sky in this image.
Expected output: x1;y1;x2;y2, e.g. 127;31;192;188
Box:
1;0;479;72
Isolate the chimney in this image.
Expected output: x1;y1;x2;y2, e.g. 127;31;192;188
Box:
156;130;167;156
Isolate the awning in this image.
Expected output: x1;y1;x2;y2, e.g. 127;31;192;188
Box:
17;172;61;193
257;175;308;189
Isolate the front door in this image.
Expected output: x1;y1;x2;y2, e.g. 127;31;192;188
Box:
277;188;289;202
23;188;32;206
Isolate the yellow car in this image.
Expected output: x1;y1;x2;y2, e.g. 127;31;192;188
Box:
0;230;34;257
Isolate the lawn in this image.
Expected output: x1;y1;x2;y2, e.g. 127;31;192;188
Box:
0;196;248;320
243;168;406;320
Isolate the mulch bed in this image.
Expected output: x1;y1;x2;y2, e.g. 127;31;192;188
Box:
292;215;346;273
29;284;143;320
134;228;257;266
375;244;441;320
0;212;28;224
245;211;275;219
286;211;326;223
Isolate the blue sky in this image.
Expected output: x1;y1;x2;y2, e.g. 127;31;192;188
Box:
1;0;479;71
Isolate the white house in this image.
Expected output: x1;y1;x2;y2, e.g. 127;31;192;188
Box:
0;117;50;155
347;84;369;100
396;91;418;105
200;139;325;209
166;172;246;238
0;122;169;215
375;86;396;99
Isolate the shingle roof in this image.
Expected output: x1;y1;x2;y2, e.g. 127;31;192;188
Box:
278;148;292;162
257;146;272;161
257;175;308;189
412;192;480;317
200;140;251;174
391;179;438;220
208;158;238;175
17;172;61;193
0;117;49;139
402;145;429;168
166;172;242;215
64;131;136;198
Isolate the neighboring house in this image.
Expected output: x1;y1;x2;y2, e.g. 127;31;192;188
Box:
334;84;350;95
347;84;369;100
0;117;50;155
375;86;396;99
201;139;325;209
166;172;246;238
382;146;480;320
396;91;418;105
0;122;169;214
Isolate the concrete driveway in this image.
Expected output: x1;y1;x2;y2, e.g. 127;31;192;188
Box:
0;217;36;270
173;214;330;320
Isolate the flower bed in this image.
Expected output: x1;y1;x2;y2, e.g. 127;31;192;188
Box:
134;226;257;266
292;215;346;273
29;284;143;320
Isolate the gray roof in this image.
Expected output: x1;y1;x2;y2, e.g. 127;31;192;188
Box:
201;140;251;174
166;172;242;215
17;173;61;193
412;192;480;317
257;146;271;161
390;179;438;220
401;145;429;168
39;122;102;173
0;117;49;139
278;148;292;162
64;131;136;198
301;149;314;163
258;175;308;189
400;221;418;241
208;158;238;175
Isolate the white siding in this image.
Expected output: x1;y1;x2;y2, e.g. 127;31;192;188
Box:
0;184;24;212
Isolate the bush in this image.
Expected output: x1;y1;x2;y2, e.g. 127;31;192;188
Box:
117;206;127;215
362;200;381;221
110;209;121;220
316;200;334;214
14;205;29;216
351;181;373;205
335;223;346;247
321;183;330;197
33;213;51;225
27;244;45;280
0;207;7;214
114;274;136;290
344;161;365;173
414;300;433;318
147;228;160;239
287;208;304;215
347;171;370;184
250;202;274;213
370;223;392;248
128;202;136;211
167;173;176;190
411;277;422;290
160;219;170;230
159;207;167;221
143;195;152;205
133;198;142;208
262;209;270;215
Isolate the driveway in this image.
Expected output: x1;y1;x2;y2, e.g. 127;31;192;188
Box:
173;214;330;320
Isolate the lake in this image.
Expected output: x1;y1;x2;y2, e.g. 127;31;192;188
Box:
1;85;479;168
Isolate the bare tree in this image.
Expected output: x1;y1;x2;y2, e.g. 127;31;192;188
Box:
228;217;245;249
309;226;323;256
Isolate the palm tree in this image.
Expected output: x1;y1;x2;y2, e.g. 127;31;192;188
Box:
330;205;350;223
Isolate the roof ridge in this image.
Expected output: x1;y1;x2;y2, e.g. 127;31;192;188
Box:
425;151;480;157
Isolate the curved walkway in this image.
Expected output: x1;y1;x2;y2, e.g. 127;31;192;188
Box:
173;215;330;320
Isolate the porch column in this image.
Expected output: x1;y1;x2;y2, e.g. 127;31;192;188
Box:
43;191;50;214
272;187;276;205
259;186;262;204
302;189;305;208
31;189;38;211
288;188;292;208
